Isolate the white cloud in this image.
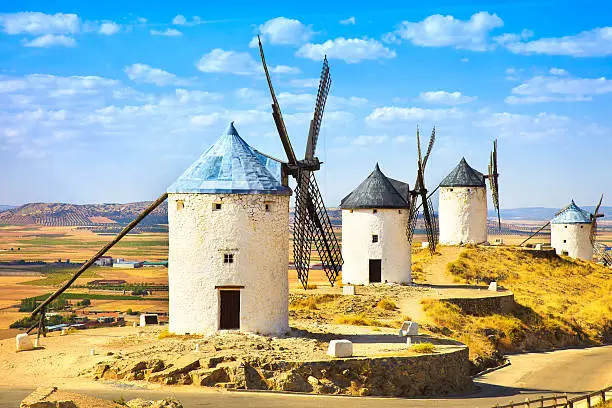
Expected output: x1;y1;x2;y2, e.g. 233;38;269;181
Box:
493;29;533;45
290;78;319;88
461;57;469;63
150;28;183;37
124;64;189;86
0;12;80;35
23;34;76;48
340;17;356;25
352;135;387;145
297;38;396;63
196;49;261;76
477;112;571;139
419;91;476;105
99;21;120;35
172;15;201;26
388;11;503;51
503;27;612;57
505;72;612;104
366;106;465;124
249;17;314;48
190;112;222;126
271;65;301;74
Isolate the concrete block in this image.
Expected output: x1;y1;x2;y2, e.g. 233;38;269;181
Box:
16;333;34;352
140;313;159;327
488;281;498;292
399;321;418;336
421;242;430;249
535;243;543;250
327;339;353;358
342;285;356;295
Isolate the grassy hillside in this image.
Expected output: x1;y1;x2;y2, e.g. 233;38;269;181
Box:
426;247;612;372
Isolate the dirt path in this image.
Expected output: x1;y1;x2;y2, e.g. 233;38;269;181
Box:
421;246;463;285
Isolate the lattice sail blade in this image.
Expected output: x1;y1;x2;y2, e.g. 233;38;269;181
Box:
305;57;331;160
293;175;313;289
421;192;437;253
591;194;604;245
295;171;343;287
406;193;419;242
421;127;436;172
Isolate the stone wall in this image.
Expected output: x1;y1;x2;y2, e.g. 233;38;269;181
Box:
444;293;516;316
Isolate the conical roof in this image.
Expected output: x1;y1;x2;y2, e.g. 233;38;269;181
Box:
167;122;290;195
439;157;486;187
340;164;410;209
551;200;592;224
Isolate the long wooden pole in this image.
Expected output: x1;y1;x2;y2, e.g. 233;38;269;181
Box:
30;193;168;317
519;221;550;247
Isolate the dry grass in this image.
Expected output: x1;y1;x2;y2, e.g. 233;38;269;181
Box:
411;342;435;354
376;298;397;311
334;313;383;327
289;294;338;311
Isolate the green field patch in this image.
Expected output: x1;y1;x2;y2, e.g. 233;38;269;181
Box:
113;240;169;248
20;268;99;286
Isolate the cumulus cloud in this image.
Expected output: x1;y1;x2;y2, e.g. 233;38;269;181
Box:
366;106;465;124
339;16;356;25
386;11;503;51
419;91;476;105
196;49;261;76
23;34;76;48
477;112;571;139
172;15;202;26
150;28;182;37
352;135;387;145
502;26;612;57
0;12;80;35
124;64;189;86
271;65;301;74
249;17;314;47
297;38;396;63
99;21;120;35
290;78;319;88
505;71;612;104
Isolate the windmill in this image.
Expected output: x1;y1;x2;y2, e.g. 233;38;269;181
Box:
257;37;342;289
487;140;501;231
406;126;438;254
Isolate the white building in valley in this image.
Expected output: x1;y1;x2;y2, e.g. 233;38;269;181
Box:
340;164;411;285
438;158;488;245
166;122;291;335
550;200;593;260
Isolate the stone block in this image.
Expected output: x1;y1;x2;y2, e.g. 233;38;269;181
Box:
16;333;34;352
327;339;353;358
140;314;159;327
535;243;542;250
398;321;418;336
342;285;356;295
421;242;430;249
488;281;498;292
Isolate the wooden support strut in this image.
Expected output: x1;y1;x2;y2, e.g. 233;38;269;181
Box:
30;193;169;318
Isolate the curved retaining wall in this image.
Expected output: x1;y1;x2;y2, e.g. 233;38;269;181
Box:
444;292;516;316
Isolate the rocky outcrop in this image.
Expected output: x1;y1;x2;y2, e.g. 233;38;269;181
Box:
20;387;183;408
444;293;515;315
94;348;473;397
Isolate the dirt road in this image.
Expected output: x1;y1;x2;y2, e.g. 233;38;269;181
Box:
2;344;611;407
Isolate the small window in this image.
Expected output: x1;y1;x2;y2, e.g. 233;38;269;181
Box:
398;210;402;214
373;209;378;214
176;200;184;210
264;202;272;212
450;188;454;192
467;188;471;192
223;253;234;264
564;225;568;228
580;225;584;229
563;240;567;243
213;203;222;211
372;234;379;243
350;209;354;213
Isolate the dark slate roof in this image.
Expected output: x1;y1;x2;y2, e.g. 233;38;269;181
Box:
551;200;592;224
439;157;486;187
340;164;410;209
167;122;291;195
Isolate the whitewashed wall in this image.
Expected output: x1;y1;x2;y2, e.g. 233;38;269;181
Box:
439;186;488;245
551;223;593;260
168;193;289;335
341;208;411;285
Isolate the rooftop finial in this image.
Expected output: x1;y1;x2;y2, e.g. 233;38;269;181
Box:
226;121;238;136
374;162;380;171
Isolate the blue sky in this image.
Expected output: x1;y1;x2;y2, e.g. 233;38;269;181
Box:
0;0;610;209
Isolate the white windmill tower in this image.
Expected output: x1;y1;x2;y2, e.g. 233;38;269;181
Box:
166;122;291;335
550;197;605;260
438;142;500;245
340;164;412;285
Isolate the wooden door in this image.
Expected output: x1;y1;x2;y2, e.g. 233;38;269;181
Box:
219;290;240;330
369;259;382;283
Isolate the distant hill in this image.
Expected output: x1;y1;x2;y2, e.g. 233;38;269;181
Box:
489;206;612;221
0;205;16;212
0;202;168;227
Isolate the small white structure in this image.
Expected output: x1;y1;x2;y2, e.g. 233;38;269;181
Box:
399;321;419;336
340;164;411;285
113;261;143;268
140;313;159;326
488;281;498;292
550;200;594;260
167;123;291;336
342;285;356;295
327;339;353;358
439;158;488;245
16;333;34;352
93;255;113;267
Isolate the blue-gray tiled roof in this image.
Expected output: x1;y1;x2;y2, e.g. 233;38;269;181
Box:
340;164;410;209
167;122;290;195
439;157;486;187
551;200;592;224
